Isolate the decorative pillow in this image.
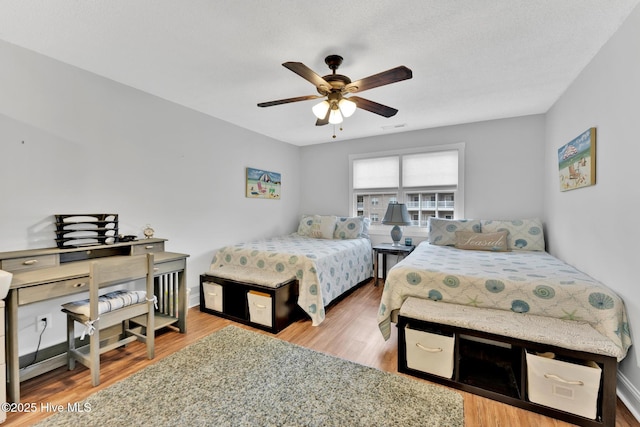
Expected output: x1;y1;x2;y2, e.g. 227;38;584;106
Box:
480;219;545;251
309;215;338;239
361;217;371;238
333;216;365;239
297;215;315;236
455;231;509;252
428;218;481;246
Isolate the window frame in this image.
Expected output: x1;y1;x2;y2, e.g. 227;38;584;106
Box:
348;143;466;236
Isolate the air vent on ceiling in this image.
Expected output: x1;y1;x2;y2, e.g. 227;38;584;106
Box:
382;124;407;131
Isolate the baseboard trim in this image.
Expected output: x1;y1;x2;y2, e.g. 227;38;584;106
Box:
618;370;640;422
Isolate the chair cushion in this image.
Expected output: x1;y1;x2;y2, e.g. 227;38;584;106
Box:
62;290;147;317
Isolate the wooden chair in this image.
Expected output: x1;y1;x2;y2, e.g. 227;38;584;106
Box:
62;254;155;386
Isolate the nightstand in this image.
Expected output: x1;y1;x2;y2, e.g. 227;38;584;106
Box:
373;243;415;286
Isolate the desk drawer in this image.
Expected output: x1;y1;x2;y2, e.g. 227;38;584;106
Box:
1;254;58;273
18;277;89;305
154;259;185;276
132;242;165;255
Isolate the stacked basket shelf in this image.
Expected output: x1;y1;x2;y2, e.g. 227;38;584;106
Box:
55;214;119;248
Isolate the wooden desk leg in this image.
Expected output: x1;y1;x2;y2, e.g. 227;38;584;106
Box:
6;289;20;403
177;267;188;333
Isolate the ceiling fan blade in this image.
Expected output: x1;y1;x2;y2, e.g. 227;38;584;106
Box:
257;94;323;108
283;62;333;93
344;66;412;93
315;108;330;126
349;96;398;117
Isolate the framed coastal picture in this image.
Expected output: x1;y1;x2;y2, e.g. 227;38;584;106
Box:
558;128;596;192
246;167;281;199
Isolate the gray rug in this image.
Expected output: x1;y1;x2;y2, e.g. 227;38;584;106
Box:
36;325;464;426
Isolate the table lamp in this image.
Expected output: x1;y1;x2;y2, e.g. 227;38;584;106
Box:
381;202;411;246
0;269;12;299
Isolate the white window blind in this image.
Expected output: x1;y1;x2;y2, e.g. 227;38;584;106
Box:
353;156;399;189
350;143;465;225
403;150;458;187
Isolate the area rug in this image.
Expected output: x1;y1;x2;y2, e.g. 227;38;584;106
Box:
35;325;463;426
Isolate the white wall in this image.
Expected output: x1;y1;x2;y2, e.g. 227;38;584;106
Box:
299;114;546;224
299;115;545;279
0;40;301;354
544;5;640;417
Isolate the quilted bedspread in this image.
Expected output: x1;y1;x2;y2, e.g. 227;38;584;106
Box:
210;233;372;325
378;242;631;359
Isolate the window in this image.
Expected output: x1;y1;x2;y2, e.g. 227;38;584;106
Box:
350;143;465;233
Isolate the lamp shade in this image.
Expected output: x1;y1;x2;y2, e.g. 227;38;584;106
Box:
328;108;343;124
382;202;411;225
0;269;12;299
382;202;411;246
338;98;357;117
312;100;330;119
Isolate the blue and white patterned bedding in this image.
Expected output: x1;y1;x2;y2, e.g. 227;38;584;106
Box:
378;242;631;359
210;233;372;326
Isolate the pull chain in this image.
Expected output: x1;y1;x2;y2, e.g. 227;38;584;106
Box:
332;124;345;139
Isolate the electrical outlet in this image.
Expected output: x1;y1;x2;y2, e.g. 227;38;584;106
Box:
36;313;52;332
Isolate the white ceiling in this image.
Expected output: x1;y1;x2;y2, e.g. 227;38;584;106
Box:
0;1;638;146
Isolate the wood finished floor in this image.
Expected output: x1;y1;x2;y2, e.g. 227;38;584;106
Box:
6;279;638;426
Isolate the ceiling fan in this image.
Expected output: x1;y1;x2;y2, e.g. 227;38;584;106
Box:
258;55;412;136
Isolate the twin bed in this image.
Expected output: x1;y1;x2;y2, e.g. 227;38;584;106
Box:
206;214;631;364
205;215;630;424
377;218;631;361
208;215;372;326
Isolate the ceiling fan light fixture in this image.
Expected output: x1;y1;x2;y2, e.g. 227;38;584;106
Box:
338;98;356;117
259;55;413;139
329;108;343;124
312;100;330;119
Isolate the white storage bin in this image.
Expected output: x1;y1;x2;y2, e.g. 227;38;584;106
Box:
405;326;455;378
202;282;223;312
247;291;272;328
527;352;601;419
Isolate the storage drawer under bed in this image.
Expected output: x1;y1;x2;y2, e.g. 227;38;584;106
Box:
526;351;602;420
404;324;455;379
202;282;223;312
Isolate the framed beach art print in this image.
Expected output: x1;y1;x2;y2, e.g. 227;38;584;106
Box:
558;127;596;192
246;167;281;199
